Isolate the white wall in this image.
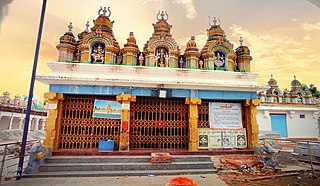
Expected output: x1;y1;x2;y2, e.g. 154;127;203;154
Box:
287;111;318;138
0;111;46;131
257;105;319;138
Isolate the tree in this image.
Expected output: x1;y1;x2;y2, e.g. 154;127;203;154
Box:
309;84;320;98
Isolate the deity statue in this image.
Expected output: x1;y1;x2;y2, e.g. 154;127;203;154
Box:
179;58;183;68
138;53;144;66
76;50;81;61
165;54;170;67
214;51;225;67
117;54;123;65
91;44;105;63
199;60;204;69
155;48;166;67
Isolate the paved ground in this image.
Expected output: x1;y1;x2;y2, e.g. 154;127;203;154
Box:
1;174;227;186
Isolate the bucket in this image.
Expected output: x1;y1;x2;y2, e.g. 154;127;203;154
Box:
99;138;114;152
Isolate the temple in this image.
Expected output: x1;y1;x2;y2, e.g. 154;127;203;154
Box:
36;6;267;153
257;75;319;138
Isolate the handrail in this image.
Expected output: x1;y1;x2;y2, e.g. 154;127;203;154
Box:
0;139;41;147
0;139;44;183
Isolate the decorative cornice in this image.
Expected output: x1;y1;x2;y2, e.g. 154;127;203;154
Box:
36;62;267;92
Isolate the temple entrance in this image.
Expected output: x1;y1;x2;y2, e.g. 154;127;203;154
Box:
129;97;189;149
58;95;120;150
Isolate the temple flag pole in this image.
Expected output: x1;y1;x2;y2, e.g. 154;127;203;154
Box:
16;0;47;180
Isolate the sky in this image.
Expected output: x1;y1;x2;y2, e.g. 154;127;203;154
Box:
0;0;319;98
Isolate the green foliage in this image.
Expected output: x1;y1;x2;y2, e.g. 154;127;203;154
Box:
309;84;320;98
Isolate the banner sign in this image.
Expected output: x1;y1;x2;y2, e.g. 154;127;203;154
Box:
93;100;122;119
209;102;242;129
198;128;247;149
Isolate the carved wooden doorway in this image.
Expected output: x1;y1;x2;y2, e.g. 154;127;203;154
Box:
58;95;120;150
130;97;188;149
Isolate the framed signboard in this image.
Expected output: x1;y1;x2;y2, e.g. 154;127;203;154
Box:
209;102;242;129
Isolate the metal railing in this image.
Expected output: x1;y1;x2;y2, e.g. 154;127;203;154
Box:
260;137;320;177
0;139;42;183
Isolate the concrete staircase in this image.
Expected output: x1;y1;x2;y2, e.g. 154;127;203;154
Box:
23;155;215;177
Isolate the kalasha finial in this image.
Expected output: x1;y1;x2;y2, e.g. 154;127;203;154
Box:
294;75;296;79
208;16;221;27
68;22;73;32
85;21;90;32
98;6;111;18
239;36;244;46
271;74;273;78
157;10;168;21
102;7;107;15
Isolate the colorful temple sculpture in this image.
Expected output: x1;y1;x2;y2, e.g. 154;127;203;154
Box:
0;91;47;132
37;6;267;152
257;75;319;138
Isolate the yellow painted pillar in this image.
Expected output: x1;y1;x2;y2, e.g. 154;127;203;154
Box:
43;92;64;150
244;99;260;149
185;98;201;151
105;53;111;63
116;93;136;151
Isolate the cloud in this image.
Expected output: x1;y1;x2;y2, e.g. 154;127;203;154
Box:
229;24;320;89
140;0;162;3
173;0;197;20
0;0;13;33
307;0;320;8
301;21;320;30
140;0;197;20
40;41;58;61
303;34;312;40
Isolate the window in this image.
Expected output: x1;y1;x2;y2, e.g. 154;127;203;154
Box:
299;114;305;119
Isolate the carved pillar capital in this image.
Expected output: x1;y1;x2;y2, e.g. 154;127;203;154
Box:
116;93;136;103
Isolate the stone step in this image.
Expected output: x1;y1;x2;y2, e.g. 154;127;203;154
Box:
39;161;214;172
45;155;212;164
23;169;217;178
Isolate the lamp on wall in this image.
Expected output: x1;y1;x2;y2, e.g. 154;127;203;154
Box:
159;90;167;98
157;84;166;98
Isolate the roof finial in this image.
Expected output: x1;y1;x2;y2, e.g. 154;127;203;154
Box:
209;16;221;27
271;74;273;78
68;22;73;32
208;16;212;27
239;36;244;46
107;7;111;18
160;11;165;20
213;17;218;26
98;6;103;15
102;7;107;16
157;10;168;21
98;6;111;18
294;75;296;79
85;21;90;32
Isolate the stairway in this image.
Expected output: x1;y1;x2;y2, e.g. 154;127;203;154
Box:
23;155;215;177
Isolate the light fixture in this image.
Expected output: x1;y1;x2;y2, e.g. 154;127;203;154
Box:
159;90;167;98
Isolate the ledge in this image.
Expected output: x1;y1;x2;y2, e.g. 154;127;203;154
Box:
36;62;268;92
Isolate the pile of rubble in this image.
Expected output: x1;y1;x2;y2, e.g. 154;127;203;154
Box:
213;155;319;186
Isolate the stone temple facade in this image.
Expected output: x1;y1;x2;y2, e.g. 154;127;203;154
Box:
37;6;267;152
